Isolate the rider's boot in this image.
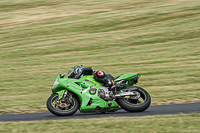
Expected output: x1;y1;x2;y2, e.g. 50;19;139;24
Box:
109;81;122;93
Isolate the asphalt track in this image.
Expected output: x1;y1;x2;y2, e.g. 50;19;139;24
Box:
0;102;199;122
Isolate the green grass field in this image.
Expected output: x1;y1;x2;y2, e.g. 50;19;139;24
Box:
0;0;200;114
0;113;200;133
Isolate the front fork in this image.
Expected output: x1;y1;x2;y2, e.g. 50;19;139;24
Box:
61;89;68;103
57;89;73;104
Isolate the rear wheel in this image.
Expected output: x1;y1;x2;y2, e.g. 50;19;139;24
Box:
116;86;151;112
47;93;79;116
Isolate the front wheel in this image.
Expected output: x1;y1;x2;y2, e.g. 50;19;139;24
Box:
116;86;151;112
47;93;79;116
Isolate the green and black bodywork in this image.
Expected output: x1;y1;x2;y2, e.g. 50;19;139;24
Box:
47;72;151;116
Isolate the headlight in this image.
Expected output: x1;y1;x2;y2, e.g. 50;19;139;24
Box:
52;78;59;89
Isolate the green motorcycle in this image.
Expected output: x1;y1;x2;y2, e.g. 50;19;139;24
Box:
47;70;151;116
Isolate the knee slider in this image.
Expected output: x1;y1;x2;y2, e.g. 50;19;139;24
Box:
94;71;105;82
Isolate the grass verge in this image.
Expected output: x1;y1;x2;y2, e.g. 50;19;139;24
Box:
0;113;200;133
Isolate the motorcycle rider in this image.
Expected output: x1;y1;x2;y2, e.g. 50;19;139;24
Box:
68;65;120;91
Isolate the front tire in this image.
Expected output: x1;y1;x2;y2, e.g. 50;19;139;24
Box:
116;86;151;112
47;93;79;116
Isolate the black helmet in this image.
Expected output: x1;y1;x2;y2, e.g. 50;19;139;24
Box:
70;65;83;79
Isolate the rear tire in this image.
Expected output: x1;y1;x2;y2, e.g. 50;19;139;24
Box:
47;93;79;116
116;86;151;112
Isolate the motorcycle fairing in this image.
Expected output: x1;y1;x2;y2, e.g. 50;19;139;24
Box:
53;75;119;113
114;73;140;87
